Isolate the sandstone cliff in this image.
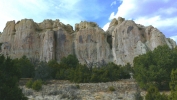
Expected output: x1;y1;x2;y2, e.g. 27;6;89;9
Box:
0;17;176;65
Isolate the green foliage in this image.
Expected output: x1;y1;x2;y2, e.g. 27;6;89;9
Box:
169;69;177;100
25;79;43;91
69;62;132;83
109;86;115;91
135;94;143;100
145;85;168;100
53;55;80;80
60;54;79;68
55;68;66;80
119;63;132;79
34;61;52;81
14;55;35;78
0;55;27;100
91;64;114;82
32;80;42;91
0;43;2;50
26;79;33;88
133;45;177;90
0;53;133;98
48;60;59;78
51;55;132;83
73;64;91;83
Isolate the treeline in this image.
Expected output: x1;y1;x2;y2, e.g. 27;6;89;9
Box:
17;55;132;83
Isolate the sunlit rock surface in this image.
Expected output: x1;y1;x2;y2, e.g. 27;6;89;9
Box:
0;17;176;65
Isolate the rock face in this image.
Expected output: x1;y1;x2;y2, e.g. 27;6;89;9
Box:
0;17;176;65
107;18;176;65
74;21;111;65
0;19;74;62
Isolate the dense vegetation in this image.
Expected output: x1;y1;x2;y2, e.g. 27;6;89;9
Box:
0;56;27;100
145;85;168;100
14;56;35;78
47;55;132;83
169;69;177;100
133;45;177;90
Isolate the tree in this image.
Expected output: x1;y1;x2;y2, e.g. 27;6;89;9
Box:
73;64;91;83
60;54;79;68
48;60;59;79
14;55;34;78
133;45;176;90
55;54;79;80
0;55;27;100
34;61;52;81
119;63;132;79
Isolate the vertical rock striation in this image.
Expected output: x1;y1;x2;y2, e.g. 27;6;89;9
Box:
0;17;176;65
74;21;111;65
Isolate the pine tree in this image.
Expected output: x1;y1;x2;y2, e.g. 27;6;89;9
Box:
0;55;27;100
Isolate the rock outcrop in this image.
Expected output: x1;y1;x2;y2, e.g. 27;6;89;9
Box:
0;17;176;65
74;21;111;65
107;18;176;65
0;19;74;62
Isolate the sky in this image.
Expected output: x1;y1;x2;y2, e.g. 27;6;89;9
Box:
0;0;177;42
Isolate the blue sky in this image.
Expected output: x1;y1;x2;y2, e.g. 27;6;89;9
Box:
0;0;177;42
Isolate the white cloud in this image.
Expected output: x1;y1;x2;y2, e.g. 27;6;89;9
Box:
102;22;110;31
158;7;177;15
104;0;177;37
109;0;137;20
135;16;177;28
0;0;107;32
0;0;48;31
109;12;115;20
0;0;83;32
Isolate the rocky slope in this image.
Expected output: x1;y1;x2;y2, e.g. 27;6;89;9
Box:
20;79;142;100
0;17;176;65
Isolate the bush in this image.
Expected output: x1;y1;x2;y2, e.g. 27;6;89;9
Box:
109;86;115;91
26;80;33;88
32;80;42;91
145;85;168;100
